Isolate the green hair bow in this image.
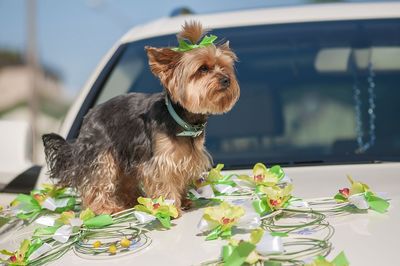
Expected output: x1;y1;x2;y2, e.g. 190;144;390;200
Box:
172;34;218;52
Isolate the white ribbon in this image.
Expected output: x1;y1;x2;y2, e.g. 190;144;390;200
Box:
191;185;215;199
348;193;369;210
53;225;72;243
35;216;56;226
27;243;53;261
42;198;70;211
214;184;239;194
236;212;261;229
256;232;283;256
235;200;261;229
134;211;156;224
70;218;83;227
288;199;309;208
197;218;215;232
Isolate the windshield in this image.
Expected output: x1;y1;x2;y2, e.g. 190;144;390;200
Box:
92;19;400;168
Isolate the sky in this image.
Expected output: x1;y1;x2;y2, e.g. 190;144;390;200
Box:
0;0;385;97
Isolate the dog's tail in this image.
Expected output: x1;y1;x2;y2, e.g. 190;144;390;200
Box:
42;133;74;187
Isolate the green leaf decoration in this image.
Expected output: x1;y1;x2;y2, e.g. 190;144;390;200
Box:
205;225;223;241
83;214;113;228
331;251;350;266
365;192;389;213
334;193;347;202
252;199;271;215
270;232;288;237
12;194;41;212
25;238;43;261
34;226;58;236
269;165;285;180
223;241;256;266
155;213;172;229
305;251;349;266
16;211;40;220
55;197;76;213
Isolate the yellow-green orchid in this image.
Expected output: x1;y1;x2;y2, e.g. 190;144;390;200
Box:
199;201;244;240
335;175;370;201
221;228;284;265
0;239;47;266
334;176;389;213
193;164;235;188
259;184;293;210
204;201;244;231
134;197;178;218
252;184;293;215
134;197;178;228
57;210;76;225
9;184;76;221
0;239;29;265
238;163;285;189
347;175;369;195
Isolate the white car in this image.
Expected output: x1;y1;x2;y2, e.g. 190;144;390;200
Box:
1;2;400;265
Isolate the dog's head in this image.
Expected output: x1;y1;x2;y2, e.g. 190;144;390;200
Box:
145;21;240;115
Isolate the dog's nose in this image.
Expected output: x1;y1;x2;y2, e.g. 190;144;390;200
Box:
220;76;230;89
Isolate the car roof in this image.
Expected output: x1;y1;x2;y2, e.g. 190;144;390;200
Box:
120;2;400;44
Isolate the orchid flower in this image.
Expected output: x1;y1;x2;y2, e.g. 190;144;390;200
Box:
191;164;239;198
237;163;286;189
221;229;283;265
198;201;245;240
0;239;52;266
10;184;76;220
134;196;178;228
334;175;389;213
253;184;293;215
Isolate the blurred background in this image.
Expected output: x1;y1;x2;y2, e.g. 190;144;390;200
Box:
0;0;395;164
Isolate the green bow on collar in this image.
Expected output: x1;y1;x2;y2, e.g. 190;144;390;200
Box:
171;34;218;52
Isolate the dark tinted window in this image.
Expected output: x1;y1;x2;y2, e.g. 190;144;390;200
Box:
94;19;400;168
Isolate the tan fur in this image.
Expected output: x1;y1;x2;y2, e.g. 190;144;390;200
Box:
140;132;211;213
177;20;207;44
80;151;137;214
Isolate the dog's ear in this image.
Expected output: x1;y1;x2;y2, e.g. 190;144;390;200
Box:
145;46;182;88
219;41;238;62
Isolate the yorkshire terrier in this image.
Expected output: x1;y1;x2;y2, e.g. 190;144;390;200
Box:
42;21;240;214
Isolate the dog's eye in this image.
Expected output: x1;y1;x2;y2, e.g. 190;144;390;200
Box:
198;65;209;73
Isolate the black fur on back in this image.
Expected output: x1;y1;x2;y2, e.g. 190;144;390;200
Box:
42;133;74;187
42;91;210;189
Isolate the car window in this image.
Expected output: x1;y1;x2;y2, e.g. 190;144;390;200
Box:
91;19;400;168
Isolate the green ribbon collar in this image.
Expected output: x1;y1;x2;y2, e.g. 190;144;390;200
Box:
165;95;206;138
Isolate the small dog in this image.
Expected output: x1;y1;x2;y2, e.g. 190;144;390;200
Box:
42;21;240;214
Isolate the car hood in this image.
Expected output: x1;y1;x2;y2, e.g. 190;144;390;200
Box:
1;162;399;265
